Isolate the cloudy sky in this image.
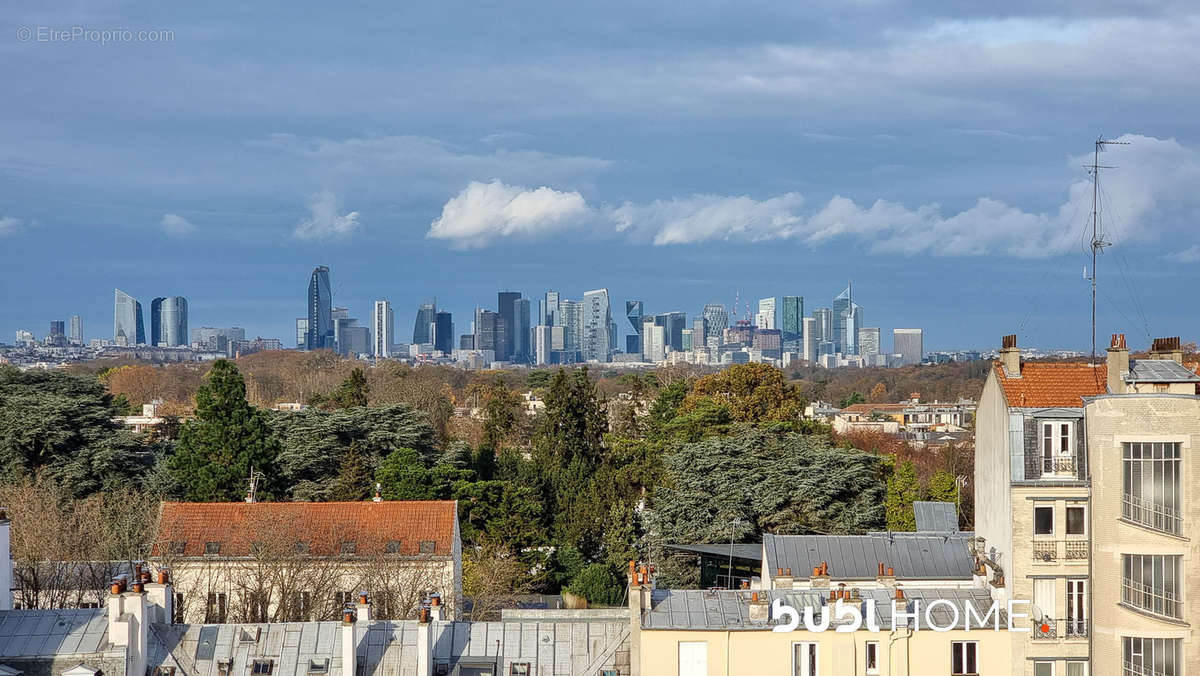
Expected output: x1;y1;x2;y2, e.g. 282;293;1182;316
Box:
3;1;1199;351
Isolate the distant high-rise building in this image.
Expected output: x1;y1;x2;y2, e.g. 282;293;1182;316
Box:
692;317;708;348
474;309;508;359
497;292;522;361
781;296;804;344
412;300;436;345
755;297;776;330
45;320;66;347
433;311;454;354
625;300;644;354
69;315;82;345
150;296;188;347
894;328;924;366
702;304;729;345
540;290;560;327
305;266;333;351
558;299;582;358
681;328;694;351
295;318;308;348
339;326;370;357
642;318;666;362
655;311;687;352
113;289;145;346
753;328;782;360
534;324;567;365
14;330;35;346
802;317;817;363
858;327;881;359
512;298;531;362
581;289;613;362
373;300;394;358
191;326;245;354
812;307;833;345
832;284;863;355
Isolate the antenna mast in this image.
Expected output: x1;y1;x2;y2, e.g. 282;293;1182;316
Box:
1086;136;1129;365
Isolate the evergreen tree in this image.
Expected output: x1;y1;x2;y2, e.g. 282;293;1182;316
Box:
885;458;920;531
328;441;372;501
927;470;960;507
328;368;370;409
168;360;283;501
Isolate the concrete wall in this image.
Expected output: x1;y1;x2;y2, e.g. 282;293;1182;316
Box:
1086;394;1200;675
974;370;1013;580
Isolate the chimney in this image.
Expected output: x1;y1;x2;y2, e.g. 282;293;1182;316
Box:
1149;336;1184;363
0;509;11;611
342;610;358;676
999;335;1021;378
372;482;383;503
748;591;769;622
1107;333;1130;394
774;567;794;591
428;594;443;623
809;561;830;589
109;577;149;676
146;568;174;624
416;606;432;676
356;591;372;624
876;562;895;589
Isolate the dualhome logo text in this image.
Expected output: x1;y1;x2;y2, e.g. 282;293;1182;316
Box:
769;597;1033;633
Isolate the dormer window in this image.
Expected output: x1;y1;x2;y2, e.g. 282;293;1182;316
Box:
1040;421;1075;476
204;541;222;556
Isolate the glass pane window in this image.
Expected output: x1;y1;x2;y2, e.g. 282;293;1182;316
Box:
865;641;879;674
1122;442;1182;534
1066;662;1087;676
1035;662;1054;676
1066;506;1086;535
1122;554;1181;618
951;642;977;675
1034;506;1054;535
1123;637;1179;676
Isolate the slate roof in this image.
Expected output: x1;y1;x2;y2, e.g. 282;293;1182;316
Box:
0;609;110;657
994;362;1107;408
153;501;458;558
642;588;1004;631
913;501;959;533
763;532;974;581
663;543;764;561
147;618;628;676
1125;358;1200;383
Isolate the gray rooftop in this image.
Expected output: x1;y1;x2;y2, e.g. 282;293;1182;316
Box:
1126;359;1200;383
642;587;1004;631
913;501;959;532
664;543;763;561
763;532;974;581
0;609;110;658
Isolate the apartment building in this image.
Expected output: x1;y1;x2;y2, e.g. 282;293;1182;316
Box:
975;333;1200;676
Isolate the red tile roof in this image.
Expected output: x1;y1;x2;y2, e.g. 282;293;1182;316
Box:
994;361;1107;408
154;501;457;558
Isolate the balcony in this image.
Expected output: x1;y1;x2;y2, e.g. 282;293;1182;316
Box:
1122;495;1182;536
1032;540;1089;563
1031;618;1089;640
1024;455;1083;481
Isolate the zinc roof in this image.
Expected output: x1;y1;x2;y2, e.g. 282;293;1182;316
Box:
763;532;974;581
0;609;110;657
1125;358;1200;383
913;501;959;533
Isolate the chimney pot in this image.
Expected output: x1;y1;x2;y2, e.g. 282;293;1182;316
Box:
894;587;905;600
812;566;821;576
158;570;170;585
343;610;355;624
886;567;894;577
431;595;441;607
751;592;759;603
419;607;430;624
785;568;791;576
110;582;122;595
777;568;783;576
629;560;636;583
132;581;144;594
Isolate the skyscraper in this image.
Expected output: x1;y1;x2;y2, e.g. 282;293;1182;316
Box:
625;300;644;354
295;318;308;348
642;318;666;362
373;300;394;358
781;296;804;344
306;266;333;351
894;328;924;366
412;300;436;345
832;284;862;355
692;317;708;348
701;304;729;345
433;311;454;354
69;315;82;345
581;289;613;362
654;311;687;352
513;298;531;362
858;327;881;359
802;317;817;363
540;290;560;327
150;296;188;347
497;291;522;362
46;320;66;347
113;289;145;346
755;297;776;329
559;299;582;358
812;307;833;346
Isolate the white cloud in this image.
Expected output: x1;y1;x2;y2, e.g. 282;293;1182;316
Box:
294;190;361;241
0;217;22;236
427;180;590;249
426;133;1200;258
1166;245;1200;263
160;213;195;236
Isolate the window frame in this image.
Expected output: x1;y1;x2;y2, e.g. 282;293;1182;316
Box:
1122;441;1183;534
864;640;879;674
1065;505;1087;537
1034;504;1055;536
790;641;819;676
950;641;977;676
1040;420;1075;475
1034;661;1055;676
1122;553;1182;619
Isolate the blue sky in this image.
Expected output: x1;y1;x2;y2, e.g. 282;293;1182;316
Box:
3;1;1200;351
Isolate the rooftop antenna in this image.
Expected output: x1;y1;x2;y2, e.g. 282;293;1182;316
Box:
245;466;265;503
1086;136;1129;366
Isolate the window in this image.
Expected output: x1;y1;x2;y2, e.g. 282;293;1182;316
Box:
1034;662;1054;676
385;540;402;554
172;593;185;623
1040;421;1075;474
205;592;227;623
295;540;310;554
245;592;269;623
1122;554;1181;618
1122;442;1182;534
1066;579;1087;637
509;665;530;676
204;541;221;555
1033;579;1055;628
334;591;354;613
951;641;977;676
864;641;879;674
340;540;356;555
1066;661;1087;676
1034;505;1054;535
419;540;437;553
791;642;817;676
153;668;177;676
169;541;187;555
251;659;274;675
1124;637;1179;676
1066;506;1086;536
307;658;330;675
289;591;312;621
